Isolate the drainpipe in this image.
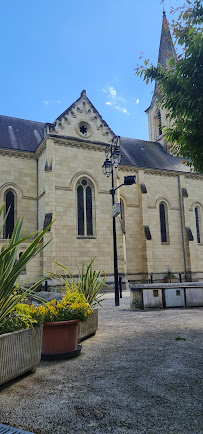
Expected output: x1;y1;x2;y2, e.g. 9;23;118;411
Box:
36;159;39;231
178;175;186;278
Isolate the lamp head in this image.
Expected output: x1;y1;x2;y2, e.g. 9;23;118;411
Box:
111;146;121;168
102;158;113;177
124;175;136;185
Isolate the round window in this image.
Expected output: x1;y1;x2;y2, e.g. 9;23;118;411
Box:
78;121;91;137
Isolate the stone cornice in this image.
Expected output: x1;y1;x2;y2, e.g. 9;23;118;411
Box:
35;139;47;158
48;134;108;153
119;164;203;179
119;165;138;173
0;148;35;159
184;173;203;180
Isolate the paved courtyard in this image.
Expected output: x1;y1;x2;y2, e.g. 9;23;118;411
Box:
0;291;203;434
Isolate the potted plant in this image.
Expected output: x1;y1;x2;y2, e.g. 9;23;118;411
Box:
164;268;179;283
27;291;91;360
0;203;53;386
54;258;106;342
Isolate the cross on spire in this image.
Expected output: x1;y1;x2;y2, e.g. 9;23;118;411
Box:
160;0;165;12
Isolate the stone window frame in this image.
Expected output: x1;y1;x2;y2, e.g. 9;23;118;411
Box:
159;201;170;245
77;121;92;138
76;176;96;239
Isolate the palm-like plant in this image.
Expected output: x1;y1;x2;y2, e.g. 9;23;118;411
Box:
78;258;106;308
54;258;106;308
0;203;53;329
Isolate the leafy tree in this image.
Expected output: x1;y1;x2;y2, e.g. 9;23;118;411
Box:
135;0;203;173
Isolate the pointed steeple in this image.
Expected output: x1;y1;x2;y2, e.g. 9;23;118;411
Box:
145;11;176;147
157;11;176;69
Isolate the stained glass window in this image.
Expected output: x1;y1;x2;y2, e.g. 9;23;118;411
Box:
77;185;84;236
5;190;15;238
159;202;168;243
195;207;201;244
77;178;94;236
158;110;162;136
86;186;93;236
120;199;125;227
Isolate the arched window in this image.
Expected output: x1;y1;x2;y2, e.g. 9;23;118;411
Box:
159;202;169;243
4;189;16;238
119;198;126;234
195;206;201;244
77;178;94;237
157;110;162;136
120;199;125;227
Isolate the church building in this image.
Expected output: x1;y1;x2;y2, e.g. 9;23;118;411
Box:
0;12;203;287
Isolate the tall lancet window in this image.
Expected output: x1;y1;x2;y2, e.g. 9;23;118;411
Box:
159;202;169;244
4;190;16;238
77;178;94;237
158;110;162;136
195;206;201;244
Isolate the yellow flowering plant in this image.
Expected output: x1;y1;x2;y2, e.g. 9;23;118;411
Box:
18;291;91;325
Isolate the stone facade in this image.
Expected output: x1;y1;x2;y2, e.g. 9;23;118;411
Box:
0;14;202;286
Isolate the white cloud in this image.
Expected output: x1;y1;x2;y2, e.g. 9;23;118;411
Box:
136;99;139;104
43;99;61;105
106;101;129;115
109;86;117;98
104;85;129;115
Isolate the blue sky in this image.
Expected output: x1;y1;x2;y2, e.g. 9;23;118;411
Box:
0;0;181;141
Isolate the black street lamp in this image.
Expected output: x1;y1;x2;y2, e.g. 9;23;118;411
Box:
102;137;136;306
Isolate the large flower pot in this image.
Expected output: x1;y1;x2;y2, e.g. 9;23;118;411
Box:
41;319;81;360
0;327;43;386
78;309;98;342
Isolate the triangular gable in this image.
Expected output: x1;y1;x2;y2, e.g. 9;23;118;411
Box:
45;90;115;144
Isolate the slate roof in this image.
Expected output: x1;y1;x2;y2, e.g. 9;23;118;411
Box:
120;137;190;173
0;114;191;174
0;115;45;152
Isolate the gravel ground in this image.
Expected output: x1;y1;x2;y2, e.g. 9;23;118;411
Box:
0;291;203;434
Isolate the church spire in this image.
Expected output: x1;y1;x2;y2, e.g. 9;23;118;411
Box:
157;10;176;69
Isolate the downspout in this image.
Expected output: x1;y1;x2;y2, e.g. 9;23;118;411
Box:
36;159;39;231
178;175;186;278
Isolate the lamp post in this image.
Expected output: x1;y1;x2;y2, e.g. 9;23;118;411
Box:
102;137;136;306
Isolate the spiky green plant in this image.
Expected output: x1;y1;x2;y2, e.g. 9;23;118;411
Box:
54;258;106;308
0;203;53;330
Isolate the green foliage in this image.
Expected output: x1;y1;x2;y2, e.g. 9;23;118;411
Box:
20;292;91;324
135;1;203;173
0;310;37;335
0;203;53;333
54;258;106;308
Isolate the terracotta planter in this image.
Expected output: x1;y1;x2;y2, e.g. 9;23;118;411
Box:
164;277;179;283
41;319;79;356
